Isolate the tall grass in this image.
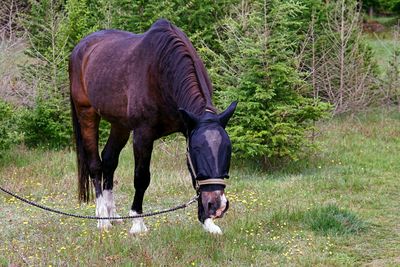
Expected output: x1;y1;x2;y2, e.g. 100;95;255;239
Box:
1;109;400;266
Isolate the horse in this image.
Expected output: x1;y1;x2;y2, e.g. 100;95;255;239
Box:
69;19;237;234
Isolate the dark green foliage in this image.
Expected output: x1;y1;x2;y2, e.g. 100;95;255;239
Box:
24;0;66;55
99;119;112;147
204;0;330;160
16;0;71;148
0;100;22;151
0;100;13;151
62;0;238;50
362;0;400;14
382;44;400;106
19;97;72;149
63;0;102;48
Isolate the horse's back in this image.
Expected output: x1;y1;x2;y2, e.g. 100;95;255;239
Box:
69;30;146;126
70;29;142;76
70;30;138;58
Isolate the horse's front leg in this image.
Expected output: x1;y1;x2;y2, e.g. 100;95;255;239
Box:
129;129;154;234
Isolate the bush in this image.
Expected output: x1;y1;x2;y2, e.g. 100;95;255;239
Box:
19;97;72;149
0;100;22;151
203;0;330;160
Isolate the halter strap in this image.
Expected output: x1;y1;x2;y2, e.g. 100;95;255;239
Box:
186;149;226;191
197;179;226;186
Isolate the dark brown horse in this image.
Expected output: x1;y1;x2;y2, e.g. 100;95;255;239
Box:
69;19;236;234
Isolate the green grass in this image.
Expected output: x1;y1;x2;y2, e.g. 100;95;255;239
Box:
365;16;399;28
367;37;398;70
1;109;400;266
366;32;397;72
364;15;398;72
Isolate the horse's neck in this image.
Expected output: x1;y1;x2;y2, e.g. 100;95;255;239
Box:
151;27;215;115
169;60;215;115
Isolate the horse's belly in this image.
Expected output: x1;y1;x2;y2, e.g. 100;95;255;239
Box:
83;64;132;125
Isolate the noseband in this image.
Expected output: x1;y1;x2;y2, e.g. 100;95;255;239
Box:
186;148;226;191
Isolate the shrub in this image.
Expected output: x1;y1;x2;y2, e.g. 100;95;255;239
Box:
0;100;22;151
19;97;72;149
203;0;330;160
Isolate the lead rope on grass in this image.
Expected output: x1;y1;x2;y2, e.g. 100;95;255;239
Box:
0;185;198;220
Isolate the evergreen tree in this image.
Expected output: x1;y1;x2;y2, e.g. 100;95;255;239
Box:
203;0;329;160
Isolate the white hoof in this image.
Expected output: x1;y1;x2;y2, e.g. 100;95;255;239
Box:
97;219;112;229
202;218;223;235
129;210;148;234
103;190;122;224
96;194;112;229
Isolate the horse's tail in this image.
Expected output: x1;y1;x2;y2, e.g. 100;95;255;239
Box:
70;96;91;203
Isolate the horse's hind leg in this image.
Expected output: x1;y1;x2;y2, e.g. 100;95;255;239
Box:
129;128;155;234
77;107;112;229
101;124;130;224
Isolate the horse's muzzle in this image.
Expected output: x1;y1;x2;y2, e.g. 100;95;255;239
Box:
201;190;229;219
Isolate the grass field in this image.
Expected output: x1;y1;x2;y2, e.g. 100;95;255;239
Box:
1;109;400;266
368;37;398;69
364;15;398;72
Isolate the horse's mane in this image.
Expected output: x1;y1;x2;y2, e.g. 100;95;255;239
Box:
146;20;216;115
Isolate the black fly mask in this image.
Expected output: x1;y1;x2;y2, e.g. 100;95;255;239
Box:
187;115;231;186
180;102;237;223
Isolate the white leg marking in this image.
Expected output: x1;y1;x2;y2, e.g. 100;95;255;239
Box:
102;190;122;224
96;194;112;229
202;218;222;235
129;210;148;234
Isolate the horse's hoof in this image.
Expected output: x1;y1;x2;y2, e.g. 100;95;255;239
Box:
111;216;124;224
97;220;112;230
102;190;122;224
202;218;223;235
129;210;148;234
96;195;112;229
109;212;123;224
129;223;148;234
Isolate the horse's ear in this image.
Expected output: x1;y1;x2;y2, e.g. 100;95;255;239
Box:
179;108;199;130
219;101;238;128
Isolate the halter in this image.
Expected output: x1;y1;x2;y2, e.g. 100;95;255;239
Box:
185;107;227;191
186;144;226;192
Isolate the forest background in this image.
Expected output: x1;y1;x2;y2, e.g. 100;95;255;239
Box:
0;0;398;162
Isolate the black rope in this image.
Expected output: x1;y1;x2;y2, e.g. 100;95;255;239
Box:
0;186;198;220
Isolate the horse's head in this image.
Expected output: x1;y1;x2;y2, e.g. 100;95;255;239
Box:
180;102;237;234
